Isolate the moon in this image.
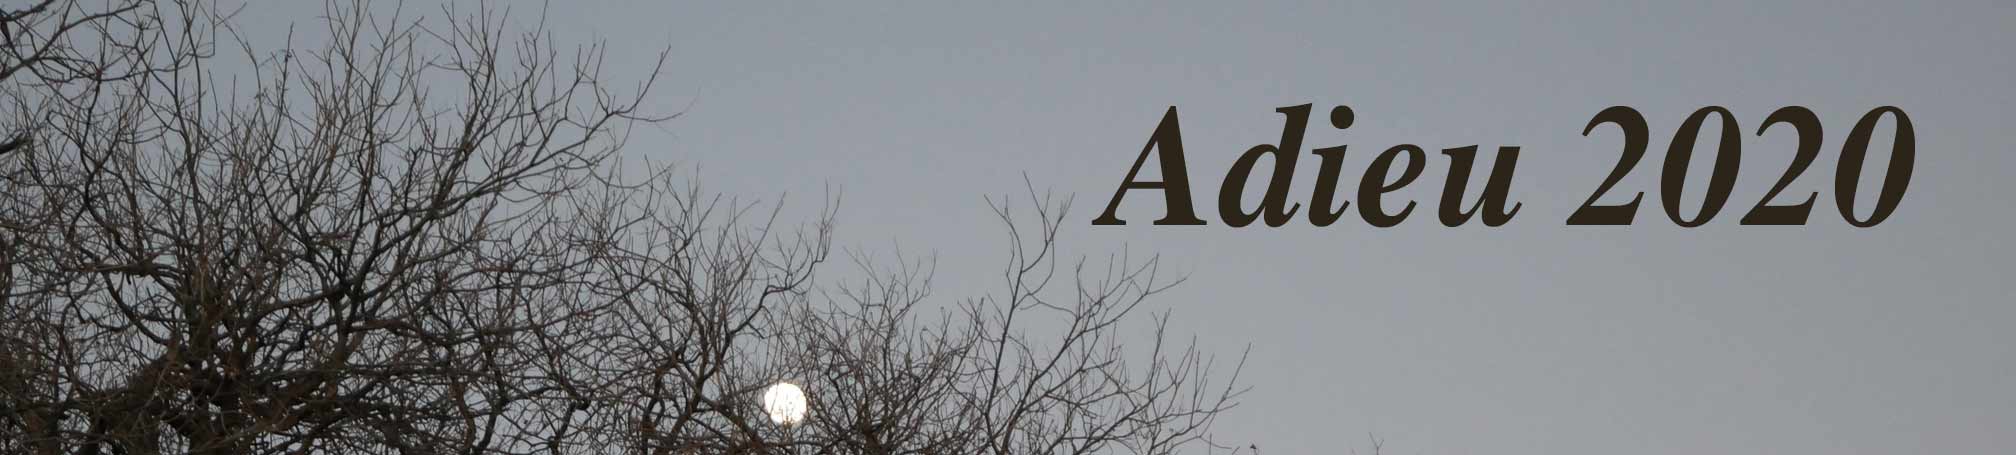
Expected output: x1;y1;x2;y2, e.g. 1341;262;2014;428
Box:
761;382;808;425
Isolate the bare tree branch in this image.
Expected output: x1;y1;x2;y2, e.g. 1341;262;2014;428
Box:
0;2;1245;454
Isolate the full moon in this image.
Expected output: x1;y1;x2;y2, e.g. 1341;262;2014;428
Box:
761;382;808;425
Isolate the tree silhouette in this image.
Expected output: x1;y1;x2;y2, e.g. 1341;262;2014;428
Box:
0;2;1245;454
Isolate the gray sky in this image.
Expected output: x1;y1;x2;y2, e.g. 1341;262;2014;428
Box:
258;1;2015;453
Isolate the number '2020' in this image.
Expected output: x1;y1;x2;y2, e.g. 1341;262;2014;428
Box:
1569;106;1913;227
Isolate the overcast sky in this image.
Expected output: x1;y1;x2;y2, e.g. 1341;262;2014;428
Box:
252;2;2013;453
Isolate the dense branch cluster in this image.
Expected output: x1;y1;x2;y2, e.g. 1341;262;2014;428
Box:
0;2;1243;454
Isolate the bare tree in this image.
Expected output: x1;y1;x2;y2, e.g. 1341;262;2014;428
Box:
0;2;1245;454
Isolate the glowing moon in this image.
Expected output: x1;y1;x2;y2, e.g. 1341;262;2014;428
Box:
761;382;808;425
